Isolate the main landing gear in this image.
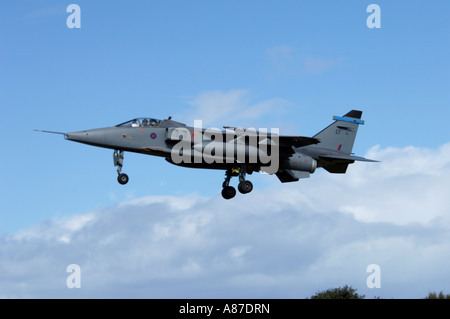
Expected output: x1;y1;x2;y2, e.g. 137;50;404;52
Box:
114;149;129;185
221;165;253;200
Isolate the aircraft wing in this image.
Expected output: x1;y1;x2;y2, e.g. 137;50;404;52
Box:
222;131;319;149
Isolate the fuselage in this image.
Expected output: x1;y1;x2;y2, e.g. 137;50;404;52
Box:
38;110;376;199
65;117;292;174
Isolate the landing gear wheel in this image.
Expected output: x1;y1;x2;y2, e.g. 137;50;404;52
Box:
238;180;253;194
221;186;236;200
117;173;129;185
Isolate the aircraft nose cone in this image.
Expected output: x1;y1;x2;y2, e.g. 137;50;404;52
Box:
65;131;89;142
65;129;106;146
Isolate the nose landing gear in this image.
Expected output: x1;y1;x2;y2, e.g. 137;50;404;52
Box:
114;150;129;185
117;172;129;185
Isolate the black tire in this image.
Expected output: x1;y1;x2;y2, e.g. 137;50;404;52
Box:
221;186;236;200
238;180;253;194
117;173;129;185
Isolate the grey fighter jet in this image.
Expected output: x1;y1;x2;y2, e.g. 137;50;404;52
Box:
36;110;377;199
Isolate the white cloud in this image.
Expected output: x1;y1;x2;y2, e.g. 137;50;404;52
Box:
25;6;62;19
1;143;450;298
266;45;293;74
178;89;291;127
303;56;345;75
266;45;345;77
323;143;450;225
12;213;95;244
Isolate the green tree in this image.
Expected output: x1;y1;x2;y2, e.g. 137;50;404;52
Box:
425;291;450;299
310;285;365;299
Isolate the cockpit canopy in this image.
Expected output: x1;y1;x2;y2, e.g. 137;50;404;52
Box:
116;118;161;128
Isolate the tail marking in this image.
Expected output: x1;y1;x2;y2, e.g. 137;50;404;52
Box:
332;116;365;125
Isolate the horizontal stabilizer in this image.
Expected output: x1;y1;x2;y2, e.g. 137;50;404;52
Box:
319;154;379;162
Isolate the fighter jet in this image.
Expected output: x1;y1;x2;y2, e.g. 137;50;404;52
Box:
35;110;377;199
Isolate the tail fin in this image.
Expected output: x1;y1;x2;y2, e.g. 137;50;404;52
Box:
313;110;364;155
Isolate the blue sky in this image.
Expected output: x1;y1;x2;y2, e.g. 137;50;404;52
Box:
1;1;450;298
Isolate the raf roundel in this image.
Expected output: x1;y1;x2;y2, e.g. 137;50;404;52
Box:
150;133;157;139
